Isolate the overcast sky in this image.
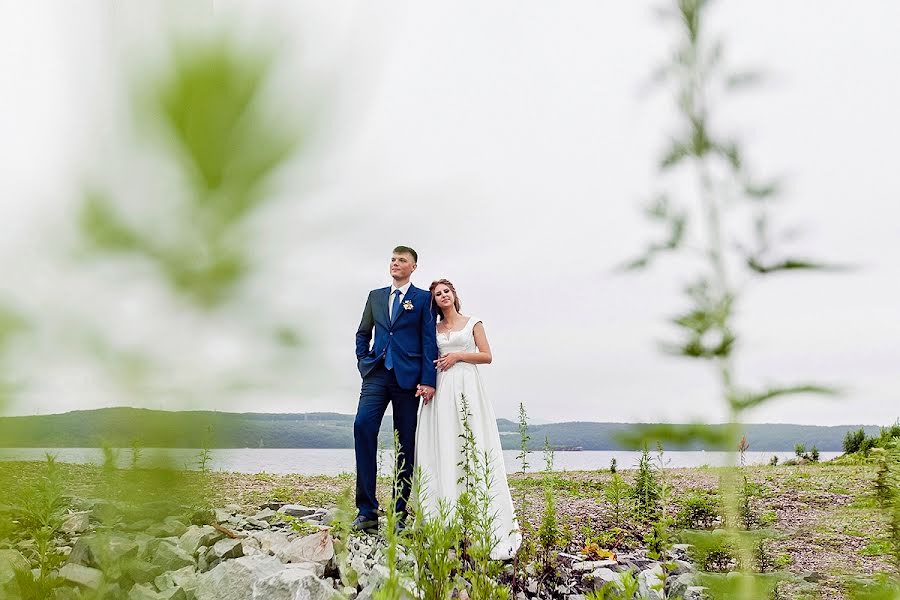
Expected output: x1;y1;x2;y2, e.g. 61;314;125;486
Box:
2;2;898;426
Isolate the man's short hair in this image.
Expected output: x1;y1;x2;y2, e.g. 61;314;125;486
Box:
393;246;418;263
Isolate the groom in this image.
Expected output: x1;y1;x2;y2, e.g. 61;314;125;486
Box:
353;246;438;532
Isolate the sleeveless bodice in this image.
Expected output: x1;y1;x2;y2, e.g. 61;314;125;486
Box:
436;317;479;354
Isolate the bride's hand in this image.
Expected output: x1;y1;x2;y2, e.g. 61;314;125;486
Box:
434;353;460;371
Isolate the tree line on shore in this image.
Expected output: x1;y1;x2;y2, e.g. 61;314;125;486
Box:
0;407;887;451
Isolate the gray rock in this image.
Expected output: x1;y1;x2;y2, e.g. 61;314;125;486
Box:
68;534;139;569
169;565;200;592
155;571;175;591
124;559;163;584
147;518;189;538
669;572;696;599
277;504;317;518
126;519;157;532
129;583;162;600
684;586;707;600
154;541;195;571
572;559;617;572
214;508;233;522
59;563;104;590
254;565;334;600
590;568;623;593
212;538;244;560
357;582;378;600
638;563;665;600
277;530;334;565
320;508;339;525
60;511;91;535
245;518;271;530
252;508;277;522
194;556;285;600
51;587;81;600
671;559;695;576
179;525;223;556
0;549;29;585
129;584;188;600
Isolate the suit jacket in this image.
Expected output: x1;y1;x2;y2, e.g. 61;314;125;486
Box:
355;284;438;389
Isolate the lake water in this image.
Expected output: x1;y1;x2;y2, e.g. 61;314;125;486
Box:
0;448;840;475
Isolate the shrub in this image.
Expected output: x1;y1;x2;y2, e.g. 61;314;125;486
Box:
844;428;866;454
632;447;661;522
675;491;720;529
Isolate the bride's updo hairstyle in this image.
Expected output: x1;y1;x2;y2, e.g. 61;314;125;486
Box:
429;278;461;320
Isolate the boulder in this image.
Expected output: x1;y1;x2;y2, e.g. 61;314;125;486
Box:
0;549;29;585
153;541;195;571
60;511;91;535
212;538;244;561
669;572;696;599
684;586;707;600
59;563;104;590
572;559;617;572
68;534;139;569
638;563;665;600
254;565;334;600
590;567;623;593
124;559;164;584
252;508;277;522
277;530;333;565
194;556;285;600
178;525;223;556
277;505;317;518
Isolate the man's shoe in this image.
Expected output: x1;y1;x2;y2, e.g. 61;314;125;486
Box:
351;515;378;533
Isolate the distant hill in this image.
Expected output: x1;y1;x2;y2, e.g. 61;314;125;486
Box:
0;407;884;451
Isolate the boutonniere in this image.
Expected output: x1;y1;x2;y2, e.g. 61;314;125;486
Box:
402;300;414;311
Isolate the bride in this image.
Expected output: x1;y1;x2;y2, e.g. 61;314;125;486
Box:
414;278;521;560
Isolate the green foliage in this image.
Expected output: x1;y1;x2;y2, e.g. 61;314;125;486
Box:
329;486;358;588
2;455;68;598
408;471;459;600
631;447;661;523
455;395;509;600
847;574;900;600
512;402;535;584
591;568;641;600
845;428;868;454
605;473;632;528
129;438;143;470
675;491;720;530
374;431;408;600
80;37;300;309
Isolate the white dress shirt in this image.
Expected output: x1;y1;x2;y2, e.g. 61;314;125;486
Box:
388;282;412;320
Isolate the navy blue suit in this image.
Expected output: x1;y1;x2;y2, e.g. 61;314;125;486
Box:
354;284;438;520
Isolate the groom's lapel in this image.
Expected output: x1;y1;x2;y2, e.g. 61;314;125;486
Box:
380;288;391;328
392;284;417;325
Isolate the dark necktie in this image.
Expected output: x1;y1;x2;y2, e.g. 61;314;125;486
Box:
385;289;402;370
390;289;402;324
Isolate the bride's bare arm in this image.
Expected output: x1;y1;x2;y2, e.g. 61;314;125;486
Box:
434;322;492;371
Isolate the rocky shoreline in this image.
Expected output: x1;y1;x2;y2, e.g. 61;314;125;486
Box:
2;497;705;600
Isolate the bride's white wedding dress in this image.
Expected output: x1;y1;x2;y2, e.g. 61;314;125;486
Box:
414;317;521;560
